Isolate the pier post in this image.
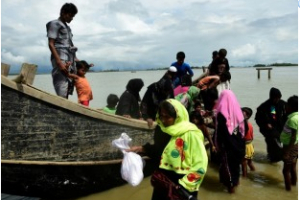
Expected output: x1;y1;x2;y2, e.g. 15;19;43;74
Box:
256;67;272;79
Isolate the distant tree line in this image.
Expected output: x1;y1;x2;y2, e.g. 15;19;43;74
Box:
90;62;298;73
253;63;298;67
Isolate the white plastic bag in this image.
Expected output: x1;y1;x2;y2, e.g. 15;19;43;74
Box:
112;132;132;151
112;133;144;186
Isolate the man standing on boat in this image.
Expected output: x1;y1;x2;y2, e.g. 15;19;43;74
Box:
171;51;194;88
46;3;79;98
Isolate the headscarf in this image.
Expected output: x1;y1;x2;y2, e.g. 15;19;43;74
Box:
215;90;245;137
175;86;200;111
269;87;282;100
126;78;144;101
155;77;173;97
174;85;189;96
242;107;253;119
157;99;208;192
187;86;200;100
156;99;199;137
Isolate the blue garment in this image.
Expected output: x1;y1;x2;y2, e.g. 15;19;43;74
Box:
171;62;194;78
171;62;194;88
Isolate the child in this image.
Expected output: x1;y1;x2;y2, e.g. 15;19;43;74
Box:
280;95;298;191
67;60;93;106
193;99;213;126
190;110;216;154
103;94;119;114
196;75;220;91
216;71;231;97
241;107;255;177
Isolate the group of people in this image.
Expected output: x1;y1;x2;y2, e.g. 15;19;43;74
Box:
255;88;298;191
47;3;298;199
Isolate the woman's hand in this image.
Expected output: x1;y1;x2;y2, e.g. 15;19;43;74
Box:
146;118;154;128
123;115;131;118
126;146;144;153
211;145;217;153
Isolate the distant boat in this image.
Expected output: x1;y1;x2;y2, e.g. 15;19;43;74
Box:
1;63;155;199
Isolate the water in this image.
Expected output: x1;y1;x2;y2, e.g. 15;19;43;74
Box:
7;67;298;199
30;67;298;110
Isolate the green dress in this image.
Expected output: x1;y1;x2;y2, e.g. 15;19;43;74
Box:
157;99;208;192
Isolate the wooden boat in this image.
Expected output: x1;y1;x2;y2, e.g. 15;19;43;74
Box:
1;63;156;199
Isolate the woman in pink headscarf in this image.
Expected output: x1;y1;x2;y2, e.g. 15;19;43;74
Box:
214;90;246;193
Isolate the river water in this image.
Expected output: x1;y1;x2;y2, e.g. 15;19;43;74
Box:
8;66;298;200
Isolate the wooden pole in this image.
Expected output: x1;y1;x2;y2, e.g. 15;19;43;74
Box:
20;63;38;85
1;156;155;166
1;63;10;76
256;68;272;79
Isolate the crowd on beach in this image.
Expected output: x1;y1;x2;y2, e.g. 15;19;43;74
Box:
47;3;298;199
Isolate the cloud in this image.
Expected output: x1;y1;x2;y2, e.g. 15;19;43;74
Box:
275;27;298;41
108;0;149;18
232;44;256;58
1;49;26;63
1;0;298;71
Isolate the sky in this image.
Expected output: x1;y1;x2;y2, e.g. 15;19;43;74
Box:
1;0;298;73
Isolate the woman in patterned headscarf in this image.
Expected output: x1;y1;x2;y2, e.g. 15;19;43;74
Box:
214;90;246;193
127;99;208;200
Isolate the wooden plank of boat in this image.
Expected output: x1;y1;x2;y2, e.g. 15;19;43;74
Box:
1;62;10;76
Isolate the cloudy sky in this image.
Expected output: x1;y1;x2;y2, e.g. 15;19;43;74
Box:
1;0;298;72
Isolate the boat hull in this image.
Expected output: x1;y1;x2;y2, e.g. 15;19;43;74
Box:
1;160;156;199
1;76;155;198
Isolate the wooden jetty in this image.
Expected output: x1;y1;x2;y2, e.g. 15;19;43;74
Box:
256;67;272;79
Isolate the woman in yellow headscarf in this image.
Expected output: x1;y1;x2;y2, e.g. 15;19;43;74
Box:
127;99;208;200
